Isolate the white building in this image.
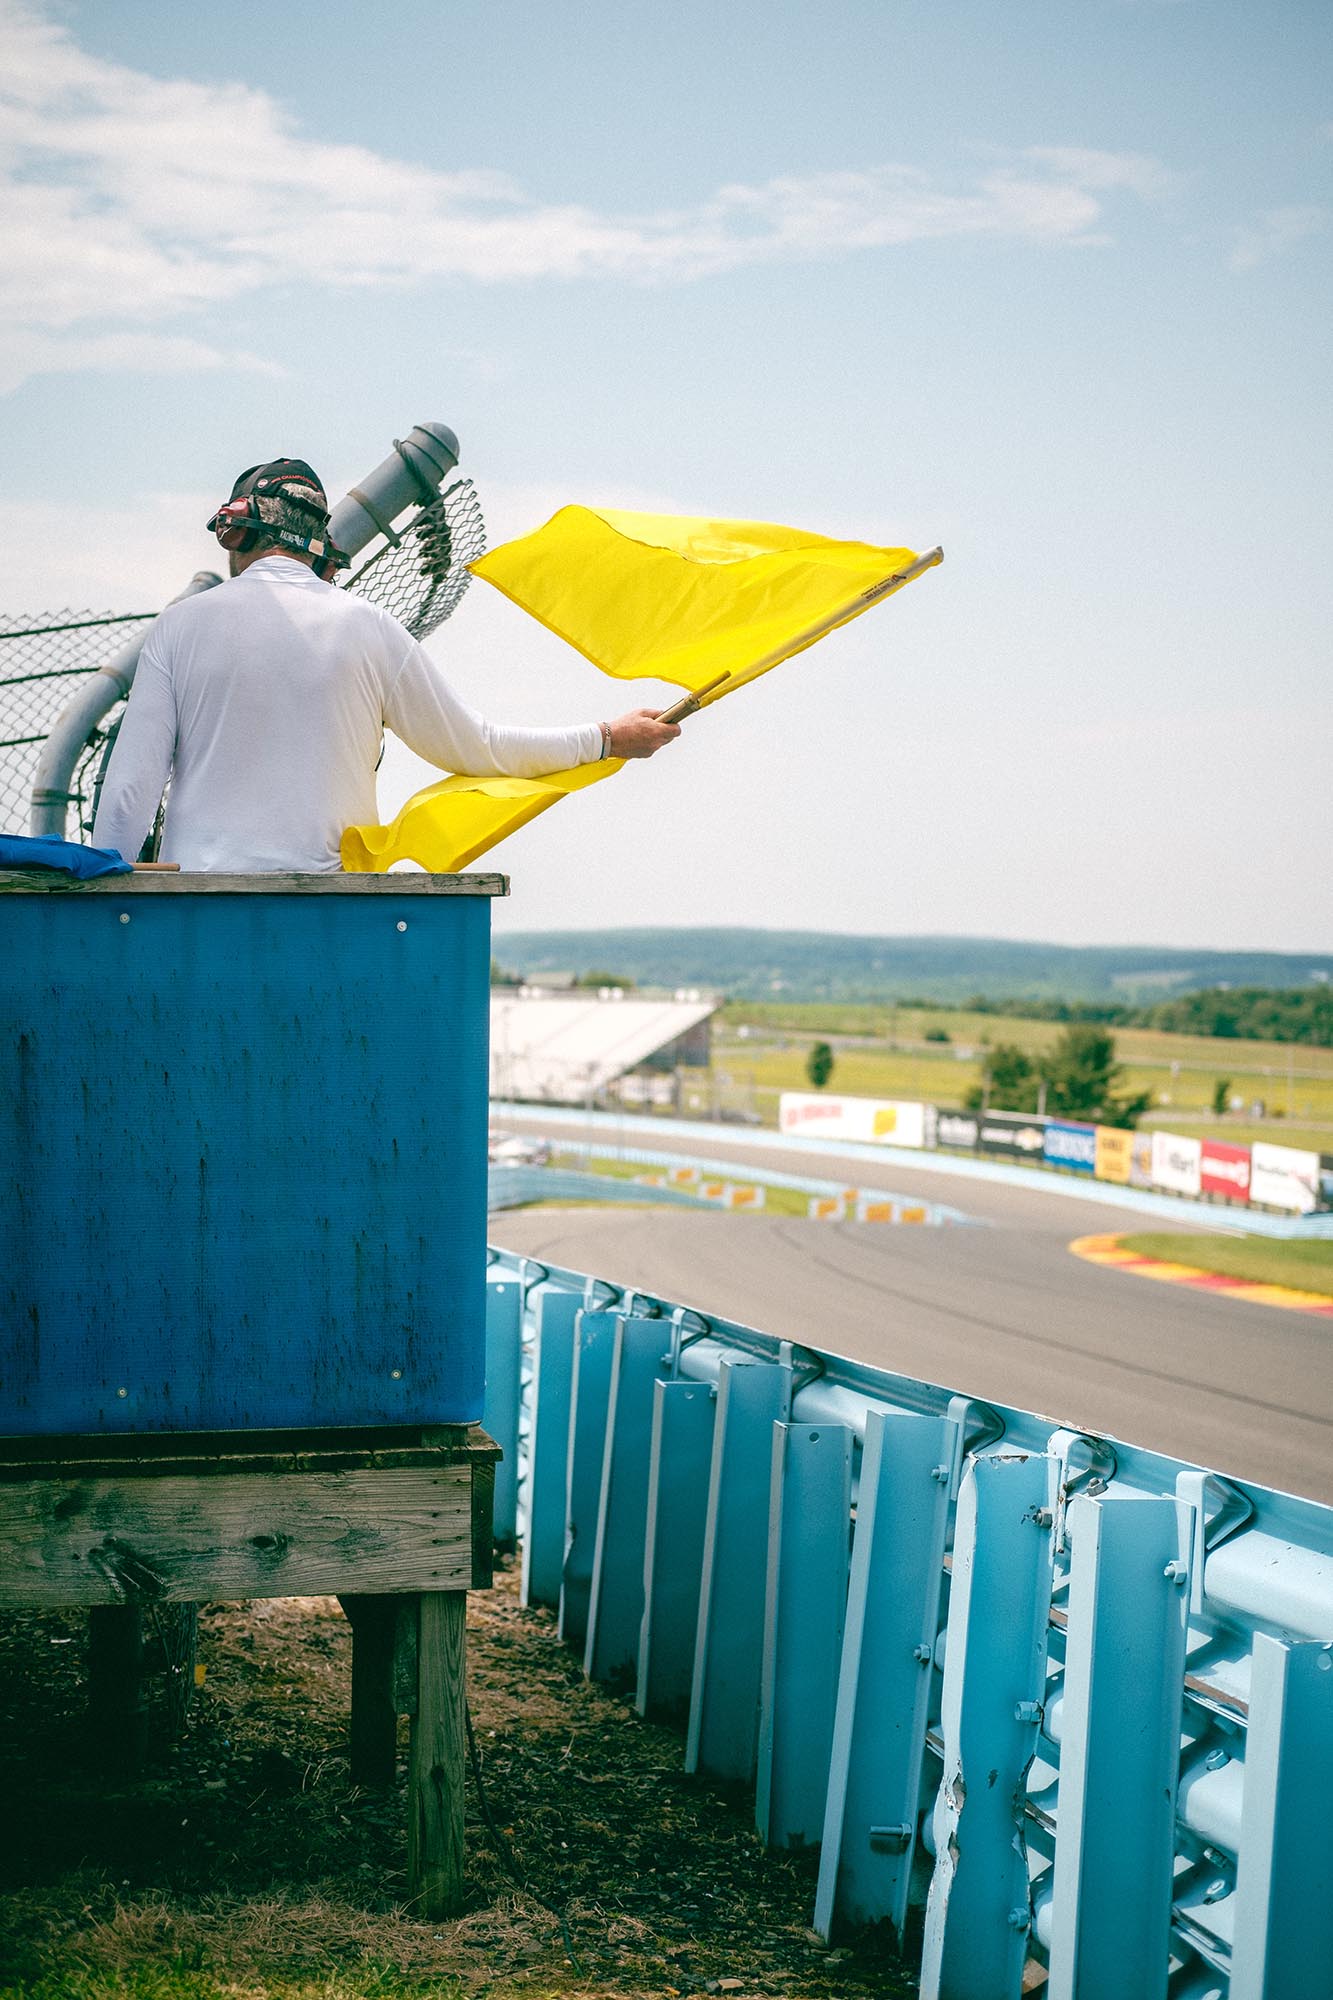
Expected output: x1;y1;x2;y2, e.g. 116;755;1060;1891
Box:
489;990;717;1106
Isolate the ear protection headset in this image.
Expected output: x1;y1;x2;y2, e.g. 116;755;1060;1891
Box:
206;460;350;580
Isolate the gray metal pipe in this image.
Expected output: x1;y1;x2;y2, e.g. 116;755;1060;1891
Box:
30;571;221;837
327;423;460;559
31;422;463;839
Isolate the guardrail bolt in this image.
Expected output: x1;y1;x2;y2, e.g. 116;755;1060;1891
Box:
1007;1907;1030;1931
1204;1747;1230;1772
1014;1700;1042;1725
913;1644;933;1664
868;1823;914;1853
929;1464;951;1484
1163;1560;1189;1585
1032;1507;1054;1529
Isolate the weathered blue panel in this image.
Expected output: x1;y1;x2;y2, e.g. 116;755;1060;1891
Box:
0;880;496;1436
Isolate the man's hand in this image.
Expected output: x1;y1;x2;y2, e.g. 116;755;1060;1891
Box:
605;708;683;758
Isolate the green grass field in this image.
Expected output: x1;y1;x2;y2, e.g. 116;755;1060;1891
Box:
1117;1234;1333;1296
708;1002;1333;1154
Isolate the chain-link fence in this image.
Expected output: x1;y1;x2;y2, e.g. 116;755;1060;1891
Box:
0;477;487;841
0;611;152;836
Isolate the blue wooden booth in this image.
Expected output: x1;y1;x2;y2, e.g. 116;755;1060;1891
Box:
0;870;504;1916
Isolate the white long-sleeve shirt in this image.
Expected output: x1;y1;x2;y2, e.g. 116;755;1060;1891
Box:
92;554;602;871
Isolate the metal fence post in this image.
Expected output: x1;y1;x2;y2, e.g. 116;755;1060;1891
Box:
756;1421;853;1849
1045;1493;1194;2000
520;1288;581;1609
1230;1632;1333;2000
584;1316;668;1685
636;1377;716;1722
483;1277;523;1549
685;1352;793;1783
920;1451;1055;2000
557;1309;620;1652
814;1409;959;1940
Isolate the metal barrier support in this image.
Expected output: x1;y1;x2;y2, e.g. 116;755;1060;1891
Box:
483;1277;523;1548
814;1409;959;1940
756;1420;853;1849
557;1309;620;1651
1045;1494;1194;2000
484;1241;1333;1997
584;1316;668;1684
1229;1634;1333;1999
685;1352;793;1782
636;1377;716;1720
520;1287;581;1609
920;1453;1055;2000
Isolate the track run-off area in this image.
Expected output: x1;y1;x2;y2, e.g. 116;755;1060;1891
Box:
489;1110;1333;1507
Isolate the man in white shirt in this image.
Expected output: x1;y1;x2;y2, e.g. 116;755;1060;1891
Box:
93;458;679;872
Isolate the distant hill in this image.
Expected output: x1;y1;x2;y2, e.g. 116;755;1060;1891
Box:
491;929;1333;1004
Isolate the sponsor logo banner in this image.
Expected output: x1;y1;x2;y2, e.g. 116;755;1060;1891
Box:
1250;1141;1320;1214
1130;1130;1155;1188
1095;1126;1135;1184
1200;1139;1251;1202
1152;1130;1202;1198
977;1110;1049;1158
1044;1119;1097;1174
935;1109;980;1151
779;1092;928;1149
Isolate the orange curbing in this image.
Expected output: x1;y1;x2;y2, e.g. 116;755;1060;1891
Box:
1069;1233;1333;1317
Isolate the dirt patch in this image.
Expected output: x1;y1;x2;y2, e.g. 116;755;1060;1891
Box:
0;1569;915;1998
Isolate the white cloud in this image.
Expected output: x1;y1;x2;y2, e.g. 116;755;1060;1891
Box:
0;330;281;397
0;1;1171;390
1229;203;1328;271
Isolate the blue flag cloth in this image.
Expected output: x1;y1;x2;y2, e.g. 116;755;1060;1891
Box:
0;834;132;878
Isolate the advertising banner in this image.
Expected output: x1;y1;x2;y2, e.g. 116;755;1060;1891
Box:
1043;1119;1098;1174
977;1110;1049;1159
779;1092;928;1148
1151;1131;1202;1198
1095;1126;1135;1184
1199;1139;1251;1204
935;1109;980;1151
1130;1131;1155;1188
1250;1141;1320;1214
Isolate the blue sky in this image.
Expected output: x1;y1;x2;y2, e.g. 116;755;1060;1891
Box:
1;0;1328;949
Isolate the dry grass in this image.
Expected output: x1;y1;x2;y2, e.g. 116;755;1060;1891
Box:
0;1572;915;2000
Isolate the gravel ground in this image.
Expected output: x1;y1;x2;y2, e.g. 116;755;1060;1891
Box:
0;1567;917;1999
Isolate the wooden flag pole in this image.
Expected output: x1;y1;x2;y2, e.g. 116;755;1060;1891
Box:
660;545;944;721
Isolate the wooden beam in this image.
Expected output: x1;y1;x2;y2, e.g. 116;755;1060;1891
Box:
342;1594;400;1788
407;1591;467;1918
0;1465;474;1607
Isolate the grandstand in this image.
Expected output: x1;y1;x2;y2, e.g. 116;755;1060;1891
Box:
489;990;716;1106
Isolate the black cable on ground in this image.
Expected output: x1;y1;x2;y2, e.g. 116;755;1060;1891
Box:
464;1698;583;1972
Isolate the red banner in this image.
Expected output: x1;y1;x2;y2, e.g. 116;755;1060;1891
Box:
1200;1138;1251;1203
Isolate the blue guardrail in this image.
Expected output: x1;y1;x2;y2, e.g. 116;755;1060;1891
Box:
480;1244;1333;2000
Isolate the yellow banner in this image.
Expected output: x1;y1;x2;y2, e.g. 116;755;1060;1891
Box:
472;506;930;703
1095;1125;1135;1184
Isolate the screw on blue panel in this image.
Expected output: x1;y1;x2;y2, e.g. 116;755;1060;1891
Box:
1014;1700;1043;1724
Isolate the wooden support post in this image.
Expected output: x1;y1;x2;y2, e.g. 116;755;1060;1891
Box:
342;1594;400;1788
407;1590;467;1918
87;1604;147;1768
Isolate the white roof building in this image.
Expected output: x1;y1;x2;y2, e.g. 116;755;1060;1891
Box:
490;992;717;1105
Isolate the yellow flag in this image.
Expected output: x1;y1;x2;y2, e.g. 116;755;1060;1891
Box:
341;757;621;874
341;507;940;872
471;506;936;705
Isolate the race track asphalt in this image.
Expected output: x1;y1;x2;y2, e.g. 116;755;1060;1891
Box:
489;1115;1333;1505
